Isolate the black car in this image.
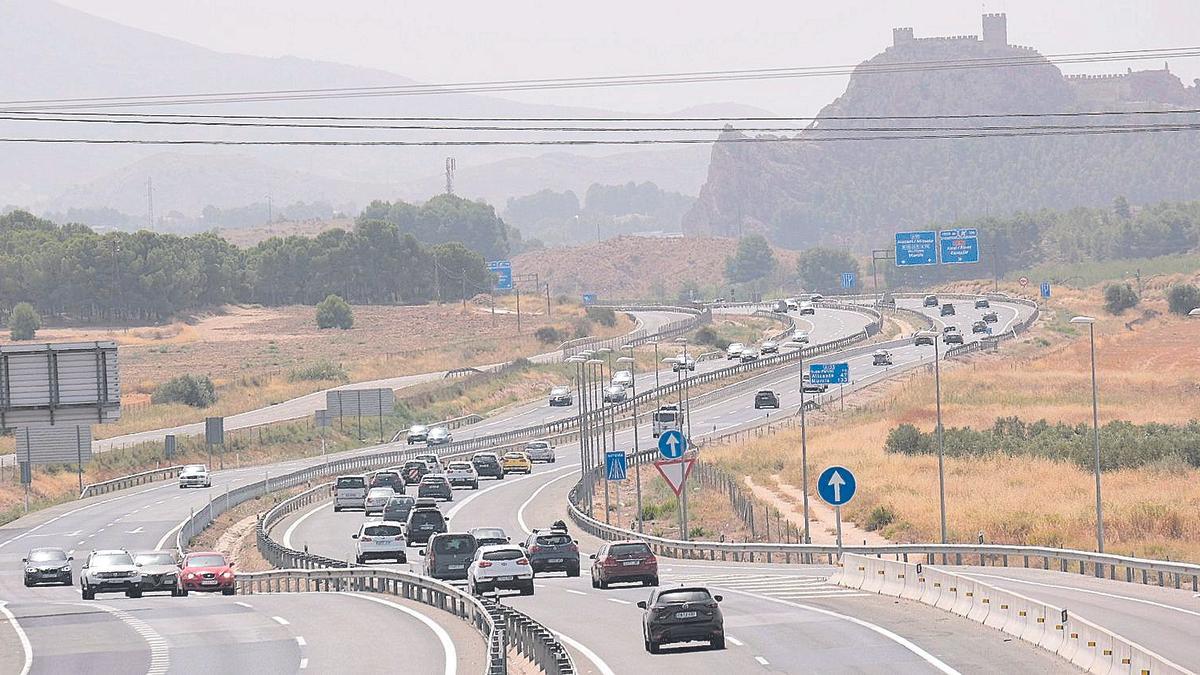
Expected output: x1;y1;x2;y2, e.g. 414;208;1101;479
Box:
914;333;935;346
983;311;999;323
521;528;581;577
923;295;939;307
402;460;429;486
972;320;989;334
944;331;964;345
382;495;417;523
753;390;780;409
471;453;505;480
639;586;725;653
405;505;449;545
370;470;404;492
940;303;956;316
418;475;453;501
974;298;990;309
23;547;73;587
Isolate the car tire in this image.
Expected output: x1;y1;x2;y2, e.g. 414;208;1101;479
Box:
334;506;342;513
355;556;364;565
647;638;660;654
82;587;95;600
591;575;599;589
710;635;725;650
520;584;534;596
567;567;580;578
222;588;235;596
23;578;33;587
126;588;143;599
179;588;189;597
597;577;608;589
644;577;658;587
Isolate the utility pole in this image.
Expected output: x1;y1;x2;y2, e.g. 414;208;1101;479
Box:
445;157;456;195
146;177;154;230
461;269;467;310
434;262;441;305
515;287;521;333
545;283;551;317
267;195;273;223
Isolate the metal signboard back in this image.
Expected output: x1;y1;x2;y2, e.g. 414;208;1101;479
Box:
205;416;224;445
326;388;395;417
0;341;120;428
15;425;93;464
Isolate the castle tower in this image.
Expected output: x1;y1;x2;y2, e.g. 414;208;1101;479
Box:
982;13;1007;49
893;27;914;46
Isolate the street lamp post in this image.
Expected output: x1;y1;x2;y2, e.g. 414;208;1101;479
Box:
915;330;948;543
568;355;586;480
674;337;693;539
597;348;614;524
1070;316;1104;554
784;340;812;544
619;350;643;532
586;358;605;518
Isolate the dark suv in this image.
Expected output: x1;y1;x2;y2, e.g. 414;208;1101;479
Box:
639;586;725;653
940;303;956;316
521;529;580;577
418;475;453;501
923;295;939;307
422;533;478;581
371;470;403;492
471;453;505;480
753;390;780;409
382;495;416;523
405;506;448;546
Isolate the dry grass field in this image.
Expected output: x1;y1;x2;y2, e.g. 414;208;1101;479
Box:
704;275;1200;562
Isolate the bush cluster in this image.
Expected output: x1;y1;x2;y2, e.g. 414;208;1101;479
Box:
1166;283;1200;316
315;294;354;329
692;326;730;349
534;326;562;344
151;374;217;408
288;360;349;382
1102;282;1139;314
585;306;617;327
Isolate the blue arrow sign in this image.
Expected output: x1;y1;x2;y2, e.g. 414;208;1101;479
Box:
895;231;937;267
657;430;687;459
487;260;513;290
809;363;850;385
938;228;980;264
817;465;857;506
1040;281;1051;299
582;293;597;305
605;451;628;481
840;272;856;289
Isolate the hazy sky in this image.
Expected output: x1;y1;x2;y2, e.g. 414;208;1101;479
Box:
54;0;1200;114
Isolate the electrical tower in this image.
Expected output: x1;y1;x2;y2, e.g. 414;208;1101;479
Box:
445;157;456;195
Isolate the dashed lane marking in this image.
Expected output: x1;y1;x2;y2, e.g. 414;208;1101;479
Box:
755;656;770;666
271;616;290;626
726;636;744;647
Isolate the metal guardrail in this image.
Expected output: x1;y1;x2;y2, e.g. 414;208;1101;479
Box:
389;413;485;444
559;305;709;358
751;309;796;343
834;553;1196;675
79;464;186;499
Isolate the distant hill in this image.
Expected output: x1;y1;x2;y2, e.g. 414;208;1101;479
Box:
684;13;1200;249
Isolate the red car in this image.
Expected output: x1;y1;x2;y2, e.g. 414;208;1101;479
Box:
590;540;658;588
179;551;236;596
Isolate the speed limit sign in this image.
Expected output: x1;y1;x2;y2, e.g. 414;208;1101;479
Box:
1018;276;1029;287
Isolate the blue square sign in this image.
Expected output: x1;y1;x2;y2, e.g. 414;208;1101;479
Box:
809;363;850;385
487;260;513;290
939;228;979;264
895;231;938;267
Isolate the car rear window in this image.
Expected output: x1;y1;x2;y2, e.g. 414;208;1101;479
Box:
374;472;400;480
448;462;471;470
185;554;226;567
364;525;403;537
432;536;476;555
483;549;524;561
657;589;712;604
337;477;366;489
535;534;571;546
472;528;505;540
409;512;444;527
609;543;651;556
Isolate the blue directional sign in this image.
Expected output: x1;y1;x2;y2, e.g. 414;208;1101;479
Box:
809;363;850;385
658;429;687;460
817;465;857;506
605;451;628;481
582;293;597;305
1040;281;1051;299
487;260;513;290
938;228;980;264
895;231;938;267
840;272;856;289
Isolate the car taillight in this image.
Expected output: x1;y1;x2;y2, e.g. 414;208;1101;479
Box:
602;557;619;567
567;543;578;553
478;561;492;568
517;558;528;565
361;536;373;542
646;555;657;565
528;545;542;554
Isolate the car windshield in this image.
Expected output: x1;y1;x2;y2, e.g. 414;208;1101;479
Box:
368;488;394;497
551;387;569;395
375;472;399;480
535;534;571;546
92;553;134;566
654;412;677;421
483;549;524;561
364;525;403;537
337;477;366;488
610;543;652;556
432;536;476;554
186;554;226;567
28;549;67;562
183;465;205;472
409;425;428;433
657;589;712;604
429;428;448;437
134;553;175;566
472;528;506;540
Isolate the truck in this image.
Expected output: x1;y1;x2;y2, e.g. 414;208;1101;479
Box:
771;299;788;313
652;404;683;438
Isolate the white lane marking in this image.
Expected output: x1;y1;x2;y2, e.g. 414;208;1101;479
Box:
606;598;631;605
553;629;616;675
82;602;170;675
726;635;744;647
235;602;253;609
446;462;579;520
716;588;960;675
299;658;309;669
564;589;588;596
962;572;1200;619
76;540;85;545
0;485;170;551
295;636;307;646
339;593;456;675
283;500;329;550
125;527;144;534
516;471;579;534
755;656;770;665
271;616;290;626
0;601;32;675
154;514;191;551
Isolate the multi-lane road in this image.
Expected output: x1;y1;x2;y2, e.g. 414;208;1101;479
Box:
4;295;1195;674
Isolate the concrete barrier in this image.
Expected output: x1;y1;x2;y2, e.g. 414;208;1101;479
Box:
899;565;924;601
950;576;976;617
861;557;887;594
966;584;990;623
918;569;944;606
1020;599;1048;647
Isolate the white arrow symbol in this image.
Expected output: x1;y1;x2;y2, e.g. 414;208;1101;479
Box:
666;437;679;454
828;471;846;503
125;527;144;534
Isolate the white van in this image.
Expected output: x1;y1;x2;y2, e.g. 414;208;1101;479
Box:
333;474;369;512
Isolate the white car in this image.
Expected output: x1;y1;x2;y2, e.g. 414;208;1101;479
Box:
426;427;452;446
178;464;211;488
523;440;557;463
80;549;142;599
468;544;535;596
611;370;634;388
793;331;810;344
760;340;779;354
725;343;745;360
415;454;445;474
798;302;816;315
363;487;396;515
353;520;407;564
445;461;480;490
333;474;368;512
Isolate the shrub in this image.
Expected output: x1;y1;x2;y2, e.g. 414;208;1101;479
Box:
865;505;897;532
692;326;730;350
151;374;217;407
883;423;931;456
1102;282;1139;314
1166;283;1200;316
288;360;349;382
315;294;354;329
8;302;41;340
585;306;617;327
534;326;562;344
571;317;592;339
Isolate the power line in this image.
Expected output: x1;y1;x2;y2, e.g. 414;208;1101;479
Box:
0;45;1196;111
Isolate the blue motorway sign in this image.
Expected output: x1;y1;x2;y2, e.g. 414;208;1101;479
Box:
487;260;513;290
605;451;628;481
895;231;938;267
809;363;849;385
582;293;597;305
1040;281;1051;299
817;465;857;506
840;272;856;289
939;228;980;264
658;429;687;459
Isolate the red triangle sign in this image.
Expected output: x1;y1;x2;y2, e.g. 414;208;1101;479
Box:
654;458;696;497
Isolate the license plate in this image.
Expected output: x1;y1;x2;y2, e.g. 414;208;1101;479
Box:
201;580;218;586
622;560;640;566
421;525;434;530
675;611;698;619
449;564;465;570
496;576;514;582
548;558;563;563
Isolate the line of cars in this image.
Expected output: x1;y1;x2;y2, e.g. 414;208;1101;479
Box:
22;546;238;599
916;295;1000;347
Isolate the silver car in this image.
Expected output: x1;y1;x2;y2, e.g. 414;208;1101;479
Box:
426;426;452;446
406;424;429;444
611;370;634;388
603;385;627;403
132;550;182;596
524;440;556;463
363;487;395;515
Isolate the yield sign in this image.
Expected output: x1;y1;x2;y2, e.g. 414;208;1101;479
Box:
653;458;695;497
